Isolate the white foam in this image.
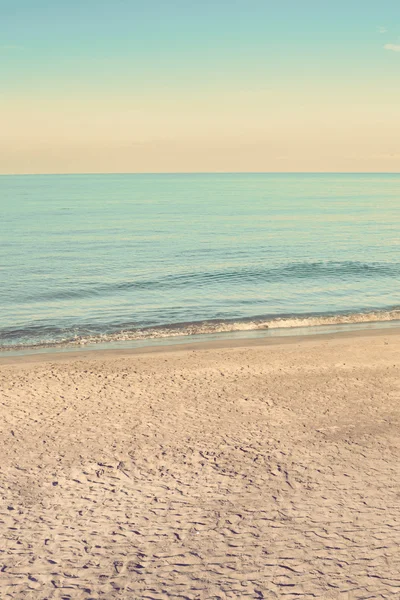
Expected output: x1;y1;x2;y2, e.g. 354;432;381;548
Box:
69;309;400;346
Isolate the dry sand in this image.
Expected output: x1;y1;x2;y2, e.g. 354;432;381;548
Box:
1;329;400;599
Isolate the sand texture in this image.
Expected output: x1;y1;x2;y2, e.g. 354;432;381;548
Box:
1;332;400;599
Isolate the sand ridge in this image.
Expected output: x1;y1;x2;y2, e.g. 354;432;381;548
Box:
0;333;400;598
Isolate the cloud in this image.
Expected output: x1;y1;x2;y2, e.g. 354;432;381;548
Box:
1;44;24;50
384;43;400;52
378;26;387;34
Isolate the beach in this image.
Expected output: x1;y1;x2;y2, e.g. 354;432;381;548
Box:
1;328;400;599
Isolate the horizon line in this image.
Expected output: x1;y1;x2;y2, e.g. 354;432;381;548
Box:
0;171;399;177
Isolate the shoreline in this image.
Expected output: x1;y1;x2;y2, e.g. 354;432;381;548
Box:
1;308;399;357
1;322;400;365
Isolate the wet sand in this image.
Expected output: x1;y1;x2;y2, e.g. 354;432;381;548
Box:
1;329;400;599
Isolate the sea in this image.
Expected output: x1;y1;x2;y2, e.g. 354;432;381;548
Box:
1;173;399;354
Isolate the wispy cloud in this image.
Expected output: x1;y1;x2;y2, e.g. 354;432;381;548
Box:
384;43;400;52
1;44;24;50
378;26;387;34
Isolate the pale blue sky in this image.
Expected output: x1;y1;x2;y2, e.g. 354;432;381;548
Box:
1;1;399;172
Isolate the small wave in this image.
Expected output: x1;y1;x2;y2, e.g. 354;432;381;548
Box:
69;309;400;345
1;308;400;351
18;260;400;304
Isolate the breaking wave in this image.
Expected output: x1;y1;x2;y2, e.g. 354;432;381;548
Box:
1;308;400;352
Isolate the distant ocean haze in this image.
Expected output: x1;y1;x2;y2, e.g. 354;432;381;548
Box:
0;173;399;350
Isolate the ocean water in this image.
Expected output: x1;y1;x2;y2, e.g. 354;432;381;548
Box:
0;173;399;351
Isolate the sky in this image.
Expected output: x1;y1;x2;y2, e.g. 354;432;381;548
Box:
1;0;400;173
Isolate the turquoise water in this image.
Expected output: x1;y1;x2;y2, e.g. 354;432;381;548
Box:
0;173;399;350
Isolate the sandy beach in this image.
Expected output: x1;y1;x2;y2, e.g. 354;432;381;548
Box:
1;329;400;599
